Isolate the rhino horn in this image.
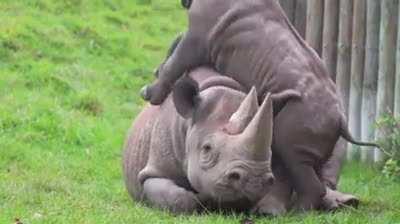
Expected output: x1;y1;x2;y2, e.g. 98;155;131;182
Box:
225;87;259;134
240;93;273;161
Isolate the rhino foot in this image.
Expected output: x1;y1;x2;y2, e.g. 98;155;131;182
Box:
143;178;200;214
167;187;199;214
140;81;171;105
321;188;359;211
251;194;287;216
140;85;151;101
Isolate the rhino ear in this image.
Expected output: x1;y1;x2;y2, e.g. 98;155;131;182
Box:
181;0;192;9
173;76;199;119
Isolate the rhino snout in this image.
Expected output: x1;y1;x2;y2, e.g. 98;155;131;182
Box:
224;169;274;185
224;166;274;189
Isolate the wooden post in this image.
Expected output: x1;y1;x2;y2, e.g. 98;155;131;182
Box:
336;0;353;116
395;2;400;118
348;0;366;158
305;0;324;55
294;0;307;38
322;0;339;80
279;0;296;23
376;0;398;162
336;0;353;160
361;0;380;162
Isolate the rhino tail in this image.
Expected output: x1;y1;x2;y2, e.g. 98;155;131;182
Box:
338;114;380;148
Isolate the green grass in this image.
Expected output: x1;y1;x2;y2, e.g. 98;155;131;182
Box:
0;1;399;223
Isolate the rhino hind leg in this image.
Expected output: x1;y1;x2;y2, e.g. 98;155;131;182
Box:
154;34;184;78
143;178;200;214
320;138;347;190
319;138;360;211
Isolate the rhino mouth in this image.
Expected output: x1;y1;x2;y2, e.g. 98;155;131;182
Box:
212;186;245;204
212;164;272;203
211;181;267;208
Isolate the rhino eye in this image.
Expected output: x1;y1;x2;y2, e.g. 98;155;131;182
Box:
202;143;212;153
200;143;219;170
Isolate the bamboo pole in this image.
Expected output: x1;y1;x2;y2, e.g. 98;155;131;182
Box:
348;0;366;159
376;0;398;162
361;0;380;163
279;0;296;23
395;2;400;118
305;0;324;55
322;0;339;80
294;0;307;38
336;0;353;160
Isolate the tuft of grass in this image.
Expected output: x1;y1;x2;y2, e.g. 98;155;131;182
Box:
74;92;103;116
0;1;399;223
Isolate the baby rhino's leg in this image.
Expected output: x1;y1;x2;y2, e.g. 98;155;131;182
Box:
141;32;207;105
153;34;184;78
320;139;359;210
251;159;292;216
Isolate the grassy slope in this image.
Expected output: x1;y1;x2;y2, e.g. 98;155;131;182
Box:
0;1;399;223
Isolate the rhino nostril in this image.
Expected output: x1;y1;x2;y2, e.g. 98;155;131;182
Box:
227;172;241;182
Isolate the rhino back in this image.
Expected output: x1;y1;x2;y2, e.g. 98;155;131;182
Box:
123;105;160;200
204;0;337;103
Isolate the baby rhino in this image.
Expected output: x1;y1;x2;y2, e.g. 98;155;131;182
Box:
123;67;296;213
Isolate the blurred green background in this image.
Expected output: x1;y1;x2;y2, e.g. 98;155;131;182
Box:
0;1;399;223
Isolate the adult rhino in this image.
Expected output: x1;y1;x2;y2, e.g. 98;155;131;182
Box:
124;67;280;213
140;0;378;212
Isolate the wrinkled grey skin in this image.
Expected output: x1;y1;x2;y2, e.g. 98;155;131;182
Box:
124;68;285;213
124;68;357;215
140;0;377;212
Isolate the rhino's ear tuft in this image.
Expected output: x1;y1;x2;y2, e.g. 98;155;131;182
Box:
173;76;199;119
181;0;192;9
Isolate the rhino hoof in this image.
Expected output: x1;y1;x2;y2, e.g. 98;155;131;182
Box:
140;85;151;101
343;197;359;208
255;206;287;217
181;0;192;9
251;196;287;216
322;188;360;211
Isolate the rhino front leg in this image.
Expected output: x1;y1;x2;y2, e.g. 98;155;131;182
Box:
154;34;184;78
143;178;200;214
251;162;292;216
141;32;207;105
